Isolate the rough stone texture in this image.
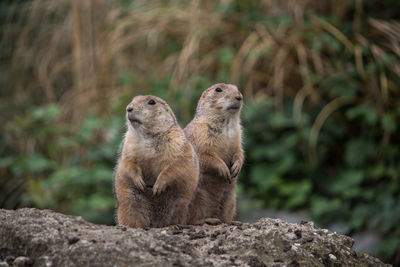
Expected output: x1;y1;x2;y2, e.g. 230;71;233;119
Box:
0;208;389;267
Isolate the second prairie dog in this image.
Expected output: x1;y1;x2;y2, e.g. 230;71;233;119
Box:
114;95;199;228
185;83;244;224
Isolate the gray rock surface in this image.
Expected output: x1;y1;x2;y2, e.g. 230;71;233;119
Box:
0;208;389;266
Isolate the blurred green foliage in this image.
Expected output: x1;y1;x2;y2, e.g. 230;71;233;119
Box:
1;0;400;264
242;98;400;259
1;104;124;224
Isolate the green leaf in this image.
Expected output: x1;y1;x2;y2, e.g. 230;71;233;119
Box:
118;71;134;86
219;47;235;65
330;170;364;197
345;105;378;125
375;235;400;258
249;144;284;160
281;180;311;209
46;167;91;189
324;74;357;99
382;113;397;133
24;154;54;173
275;154;295;174
269;113;293;129
345;139;375;167
77;115;101;142
27;177;47;208
31;104;60;122
310;196;342;219
250;164;281;190
0;156;14;168
91;165;113;183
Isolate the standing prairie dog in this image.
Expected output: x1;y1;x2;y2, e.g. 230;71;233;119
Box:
114;95;199;228
185;83;244;224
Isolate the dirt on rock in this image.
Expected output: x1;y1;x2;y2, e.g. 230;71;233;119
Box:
0;208;389;266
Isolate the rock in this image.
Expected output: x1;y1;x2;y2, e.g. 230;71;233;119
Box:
0;208;389;266
3;257;14;265
13;256;33;266
329;253;337;261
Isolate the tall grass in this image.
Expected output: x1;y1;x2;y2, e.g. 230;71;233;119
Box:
1;0;400;262
2;0;399;124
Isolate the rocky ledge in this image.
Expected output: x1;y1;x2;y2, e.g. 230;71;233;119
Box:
0;208;389;266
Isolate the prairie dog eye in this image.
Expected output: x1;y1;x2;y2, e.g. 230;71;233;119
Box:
148;99;156;105
215;87;222;92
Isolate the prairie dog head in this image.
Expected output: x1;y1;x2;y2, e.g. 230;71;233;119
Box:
126;95;177;135
196;83;243;118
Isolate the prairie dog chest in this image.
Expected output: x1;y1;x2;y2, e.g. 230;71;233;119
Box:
213;121;241;163
125;135;159;160
124;134;180;181
222;119;240;139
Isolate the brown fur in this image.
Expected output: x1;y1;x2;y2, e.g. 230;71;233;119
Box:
114;95;199;228
184;83;244;224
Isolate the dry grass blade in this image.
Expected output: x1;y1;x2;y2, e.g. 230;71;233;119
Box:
312;16;355;53
230;32;260;86
308;97;354;163
293;85;312;122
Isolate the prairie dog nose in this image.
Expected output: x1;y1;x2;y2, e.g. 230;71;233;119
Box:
235;96;242;101
126;106;133;112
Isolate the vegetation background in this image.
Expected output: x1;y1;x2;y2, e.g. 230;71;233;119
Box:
1;0;399;264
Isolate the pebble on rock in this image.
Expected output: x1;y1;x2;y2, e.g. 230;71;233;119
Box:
329;254;337;261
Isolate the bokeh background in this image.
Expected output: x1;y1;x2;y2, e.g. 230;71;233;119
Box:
1;0;400;264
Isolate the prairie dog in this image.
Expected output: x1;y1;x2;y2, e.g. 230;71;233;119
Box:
114;95;199;228
184;83;244;224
